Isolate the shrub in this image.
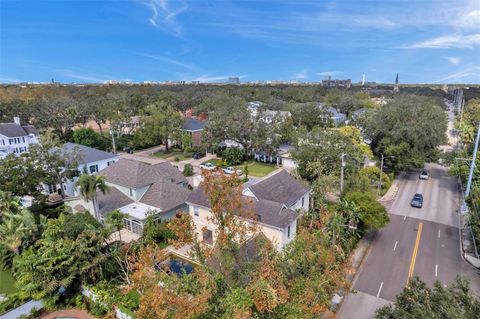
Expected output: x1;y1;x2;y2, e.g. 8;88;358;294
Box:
222;147;244;165
174;156;180;162
183;164;194;177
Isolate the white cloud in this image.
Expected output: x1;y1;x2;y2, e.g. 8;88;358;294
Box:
142;0;188;36
433;65;480;83
292;69;308;80
316;71;343;77
135;52;196;70
54;69;130;83
456;9;480;29
446;56;461;65
0;77;26;83
400;33;480;49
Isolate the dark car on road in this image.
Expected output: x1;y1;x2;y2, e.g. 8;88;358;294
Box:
411;193;423;208
192;151;205;160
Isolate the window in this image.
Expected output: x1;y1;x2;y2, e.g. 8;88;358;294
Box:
202;229;213;245
48;184;57;194
107;160;115;166
89;164;98;174
129;188;133;196
301;196;305;208
194;207;199;217
22;137;25;143
287;225;291;238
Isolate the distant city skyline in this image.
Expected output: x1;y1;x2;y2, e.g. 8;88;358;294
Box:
1;0;479;84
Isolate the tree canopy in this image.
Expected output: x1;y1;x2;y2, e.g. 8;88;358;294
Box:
376;276;480;319
363;95;447;170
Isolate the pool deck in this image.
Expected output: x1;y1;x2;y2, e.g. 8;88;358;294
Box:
41;309;97;319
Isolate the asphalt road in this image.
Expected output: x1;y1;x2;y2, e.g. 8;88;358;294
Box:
388;164;459;227
339;164;480;319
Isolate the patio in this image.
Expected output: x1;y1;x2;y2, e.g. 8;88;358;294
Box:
41;309;96;319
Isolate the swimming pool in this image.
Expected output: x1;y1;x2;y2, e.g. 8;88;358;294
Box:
155;256;195;276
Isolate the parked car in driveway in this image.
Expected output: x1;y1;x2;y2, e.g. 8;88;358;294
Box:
199;162;216;171
411;193;424;208
222;166;243;175
192;151;205;160
419;170;429;180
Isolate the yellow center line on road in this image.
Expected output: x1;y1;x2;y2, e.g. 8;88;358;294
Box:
406;222;423;286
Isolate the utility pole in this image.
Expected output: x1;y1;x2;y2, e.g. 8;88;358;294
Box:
340;152;346;193
378;154;384;195
465;122;480;197
110;129;116;154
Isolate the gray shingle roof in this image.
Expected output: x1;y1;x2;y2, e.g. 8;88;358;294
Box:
62;143;117;164
187;186;298;229
0;123;38;137
98;158;186;188
247;170;309;207
97;187;134;215
98;159;190;213
182;118;206;132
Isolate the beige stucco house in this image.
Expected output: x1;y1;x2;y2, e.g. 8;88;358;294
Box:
186;170;310;250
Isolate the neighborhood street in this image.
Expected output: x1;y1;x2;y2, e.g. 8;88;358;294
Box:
339;164;480;319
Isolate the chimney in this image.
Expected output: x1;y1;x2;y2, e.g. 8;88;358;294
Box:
13;117;20;125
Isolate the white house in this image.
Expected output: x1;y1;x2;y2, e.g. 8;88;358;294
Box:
65;159;191;236
44;143;119;197
186;170;310;250
260;110;292;125
0;117;39;159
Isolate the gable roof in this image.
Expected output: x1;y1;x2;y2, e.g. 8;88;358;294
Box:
187;186;298;229
97;187;134;215
62;143;117;164
246;170;309;207
98;158;185;188
97;158;190;214
182;118;206;132
0;123;38;137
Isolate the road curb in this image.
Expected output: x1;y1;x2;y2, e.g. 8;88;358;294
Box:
335;231;377;313
379;172;405;202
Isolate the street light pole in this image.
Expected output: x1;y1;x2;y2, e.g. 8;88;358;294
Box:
465;122;480;197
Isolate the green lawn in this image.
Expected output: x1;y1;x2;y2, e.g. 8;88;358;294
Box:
0;269;17;296
246;161;277;177
152;151;192;161
201;159;277;178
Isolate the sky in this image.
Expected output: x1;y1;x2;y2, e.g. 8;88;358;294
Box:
0;0;479;84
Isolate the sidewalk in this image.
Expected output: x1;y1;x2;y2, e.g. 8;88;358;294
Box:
458;209;480;269
335;231;380;317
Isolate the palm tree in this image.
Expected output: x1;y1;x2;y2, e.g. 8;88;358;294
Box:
76;174;110;222
105;209;127;242
0;208;43;255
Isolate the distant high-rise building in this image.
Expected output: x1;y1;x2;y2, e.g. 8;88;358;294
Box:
321;77;351;88
394;73;399;93
228;77;240;84
362;74;366;86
